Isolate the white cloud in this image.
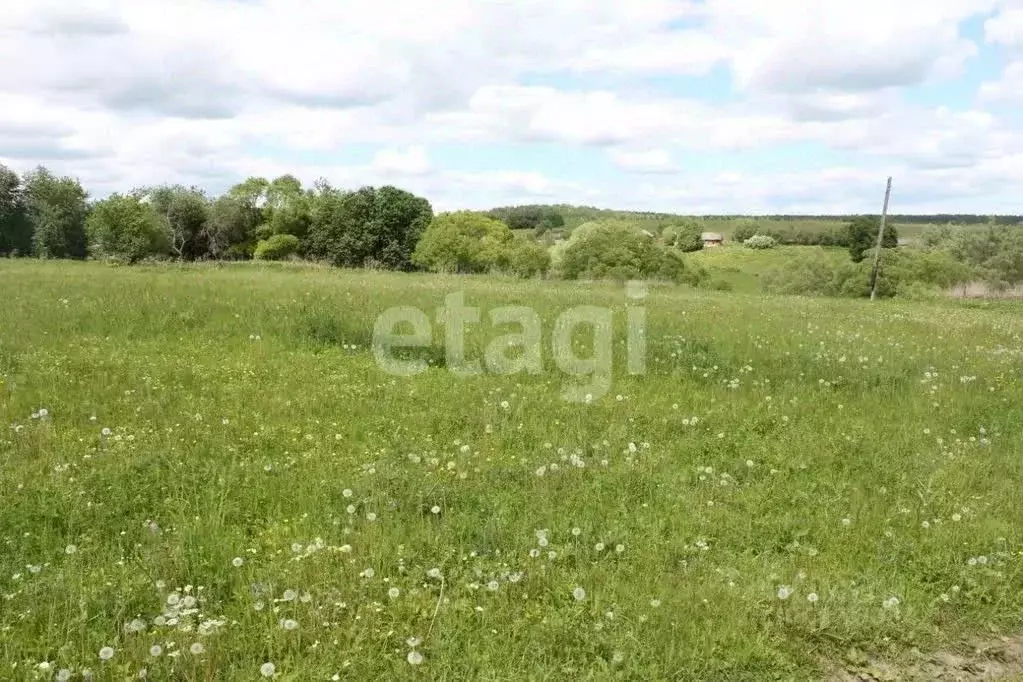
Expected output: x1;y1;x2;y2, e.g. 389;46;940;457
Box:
0;0;1020;213
609;148;678;174
985;8;1023;48
371;146;431;176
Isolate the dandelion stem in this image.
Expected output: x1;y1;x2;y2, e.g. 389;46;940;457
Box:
427;576;445;640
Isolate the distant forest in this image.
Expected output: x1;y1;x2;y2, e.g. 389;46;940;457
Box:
488;204;1023;227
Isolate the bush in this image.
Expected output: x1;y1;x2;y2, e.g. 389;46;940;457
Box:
505;236;551;278
662;219;704;252
731;220;760;243
848;216;898;262
762;248;974;298
307;185;433;270
744;235;777;249
412;211;514;274
254;234;301;261
559;222;696;283
86;193;170;263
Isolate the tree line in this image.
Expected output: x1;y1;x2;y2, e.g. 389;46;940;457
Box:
0;164;434;269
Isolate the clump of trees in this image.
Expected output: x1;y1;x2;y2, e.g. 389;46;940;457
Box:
0;163;435;271
661;218;704;252
485;205;565;237
0;166;90;259
920;223;1023;290
412;211;551;277
558;221;704;284
847;216;898;262
762;248;972;298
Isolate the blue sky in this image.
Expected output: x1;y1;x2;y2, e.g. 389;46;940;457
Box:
1;0;1021;214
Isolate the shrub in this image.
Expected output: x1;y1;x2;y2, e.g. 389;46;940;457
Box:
744;235;777;249
412;211;514;274
254;234;301;261
731;219;760;243
559;222;695;283
847;216;897;262
86;193;170;263
505;236;551;278
307;185;433;270
762;248;973;298
662;219;704;252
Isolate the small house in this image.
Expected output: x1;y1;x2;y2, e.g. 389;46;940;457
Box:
701;232;724;248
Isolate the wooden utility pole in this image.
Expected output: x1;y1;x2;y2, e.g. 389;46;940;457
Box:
869;176;893;301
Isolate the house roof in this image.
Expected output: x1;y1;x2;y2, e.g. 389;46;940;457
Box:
701;232;723;241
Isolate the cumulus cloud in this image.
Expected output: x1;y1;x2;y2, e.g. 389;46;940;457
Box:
371;146;431;177
609;148;678;174
0;0;1020;212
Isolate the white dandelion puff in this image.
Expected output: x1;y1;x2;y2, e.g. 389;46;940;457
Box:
260;662;276;678
232;557;244;567
407;650;424;665
189;642;204;655
99;646;115;661
777;586;793;600
572;586;586;601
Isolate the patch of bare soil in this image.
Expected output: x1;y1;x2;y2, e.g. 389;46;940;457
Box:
828;635;1023;681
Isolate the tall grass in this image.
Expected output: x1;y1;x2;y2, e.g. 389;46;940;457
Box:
1;260;1023;680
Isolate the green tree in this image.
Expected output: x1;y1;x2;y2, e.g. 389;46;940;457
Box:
0;164;32;256
731;219;760;243
307;184;432;270
663;218;704;252
847;216;897;262
24;166;89;259
263;175;312;241
86;193;170;262
203;196;259;259
141;185;210;260
506;236;552;277
412;211;514;273
486;205;565;236
253;234;301;261
560;222;697;283
373;186;434;270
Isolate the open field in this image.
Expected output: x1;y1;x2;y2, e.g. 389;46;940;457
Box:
3;260;1023;680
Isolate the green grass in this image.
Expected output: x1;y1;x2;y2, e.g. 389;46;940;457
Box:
2;260;1023;680
691;245;850;293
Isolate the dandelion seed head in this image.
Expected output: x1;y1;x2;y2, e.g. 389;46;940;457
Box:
260;662;276;678
99;646;115;661
572;586;586;601
407;650;424;665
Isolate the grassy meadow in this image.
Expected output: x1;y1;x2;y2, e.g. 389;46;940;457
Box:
3;260;1023;680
